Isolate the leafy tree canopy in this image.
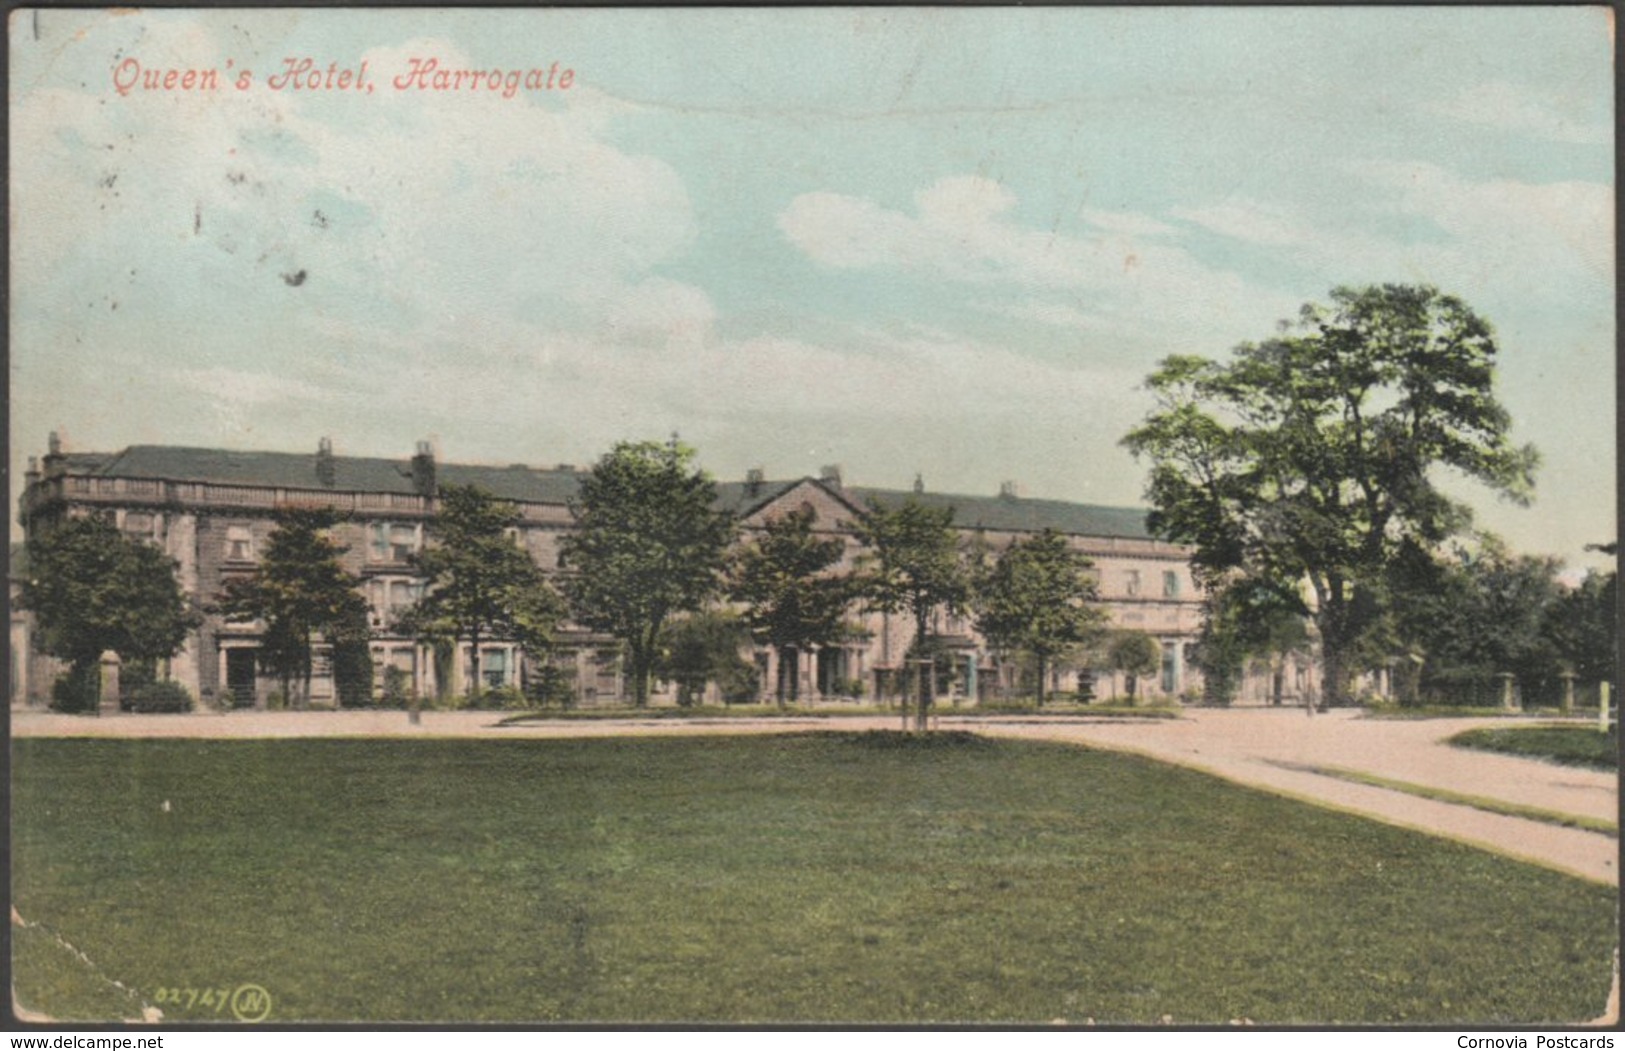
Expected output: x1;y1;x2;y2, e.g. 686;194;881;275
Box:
398;484;565;694
731;504;853;702
21;515;195;684
852;496;971;728
1106;630;1162;701
560;440;737;706
974;529;1105;704
1123;284;1537;704
655;610;758;707
218;507;370;708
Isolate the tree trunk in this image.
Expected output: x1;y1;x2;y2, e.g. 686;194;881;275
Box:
629;637;650;707
1320;642;1347;710
468;626;483;703
915;613;931;733
301;629;314;711
1035;654;1048;707
781;645;798;706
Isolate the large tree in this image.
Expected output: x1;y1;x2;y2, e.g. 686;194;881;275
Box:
730;504;853;704
852;496;970;730
560;440;737;706
218;508;371;709
1122;284;1537;705
398;484;565;698
21;515;195;710
974;529;1105;706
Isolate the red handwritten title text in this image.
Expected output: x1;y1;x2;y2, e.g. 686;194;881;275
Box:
112;56;576;98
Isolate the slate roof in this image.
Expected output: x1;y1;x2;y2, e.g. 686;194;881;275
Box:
845;486;1152;540
58;445;1154;540
79;445;586;505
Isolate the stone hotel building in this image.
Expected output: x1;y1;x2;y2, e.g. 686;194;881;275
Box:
13;435;1221;709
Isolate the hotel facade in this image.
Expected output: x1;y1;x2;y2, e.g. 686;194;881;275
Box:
13;435;1281;710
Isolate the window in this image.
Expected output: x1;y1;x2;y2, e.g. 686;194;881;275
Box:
476;648;509;690
1125;570;1141;597
1163;570;1180;598
1161;641;1178;693
369;578;423;628
369;522;420;562
225;525;253;562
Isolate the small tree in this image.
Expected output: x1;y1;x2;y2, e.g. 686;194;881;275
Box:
655;610;758;706
1391;536;1565;705
974;530;1106;706
852;496;970;731
398;484;565;700
560;440;737;706
21;516;195;710
731;504;853;704
1196;575;1310;706
219;508;371;709
1544;565;1618;690
1107;630;1162;704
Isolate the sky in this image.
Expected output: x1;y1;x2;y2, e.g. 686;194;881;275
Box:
9;8;1615;568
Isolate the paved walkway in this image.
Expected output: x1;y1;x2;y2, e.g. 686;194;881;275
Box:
12;706;1619;884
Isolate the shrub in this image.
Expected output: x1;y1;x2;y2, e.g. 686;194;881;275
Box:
124;680;194;713
526;664;578;709
49;667;100;713
464;686;528;711
380;666;414;710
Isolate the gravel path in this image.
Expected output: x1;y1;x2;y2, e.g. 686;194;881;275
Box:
13;706;1619;884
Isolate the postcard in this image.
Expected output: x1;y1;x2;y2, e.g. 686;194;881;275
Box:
9;7;1616;1029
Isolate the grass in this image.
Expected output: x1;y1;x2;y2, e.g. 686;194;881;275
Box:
1448;725;1619;771
12;734;1617;1025
1363;705;1569;720
1268;761;1618;837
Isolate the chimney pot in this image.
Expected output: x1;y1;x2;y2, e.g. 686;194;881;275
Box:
411;441;437;497
315;437;336;488
819;464;843;488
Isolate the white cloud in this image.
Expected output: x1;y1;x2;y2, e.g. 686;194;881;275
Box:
1169;200;1317;248
1353;161;1613;289
1077;207;1180;239
778;174;1296;344
1428;79;1611;145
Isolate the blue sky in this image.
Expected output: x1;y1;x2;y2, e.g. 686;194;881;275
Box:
10;8;1614;568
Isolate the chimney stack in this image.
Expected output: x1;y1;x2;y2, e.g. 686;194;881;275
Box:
999;480;1020;501
819;464;843;489
42;432;65;477
316;437;336;488
913;473;925;494
745;466;765;498
411;440;436;497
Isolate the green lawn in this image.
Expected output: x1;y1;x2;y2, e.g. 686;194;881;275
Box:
11;734;1617;1024
1448;725;1619;771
